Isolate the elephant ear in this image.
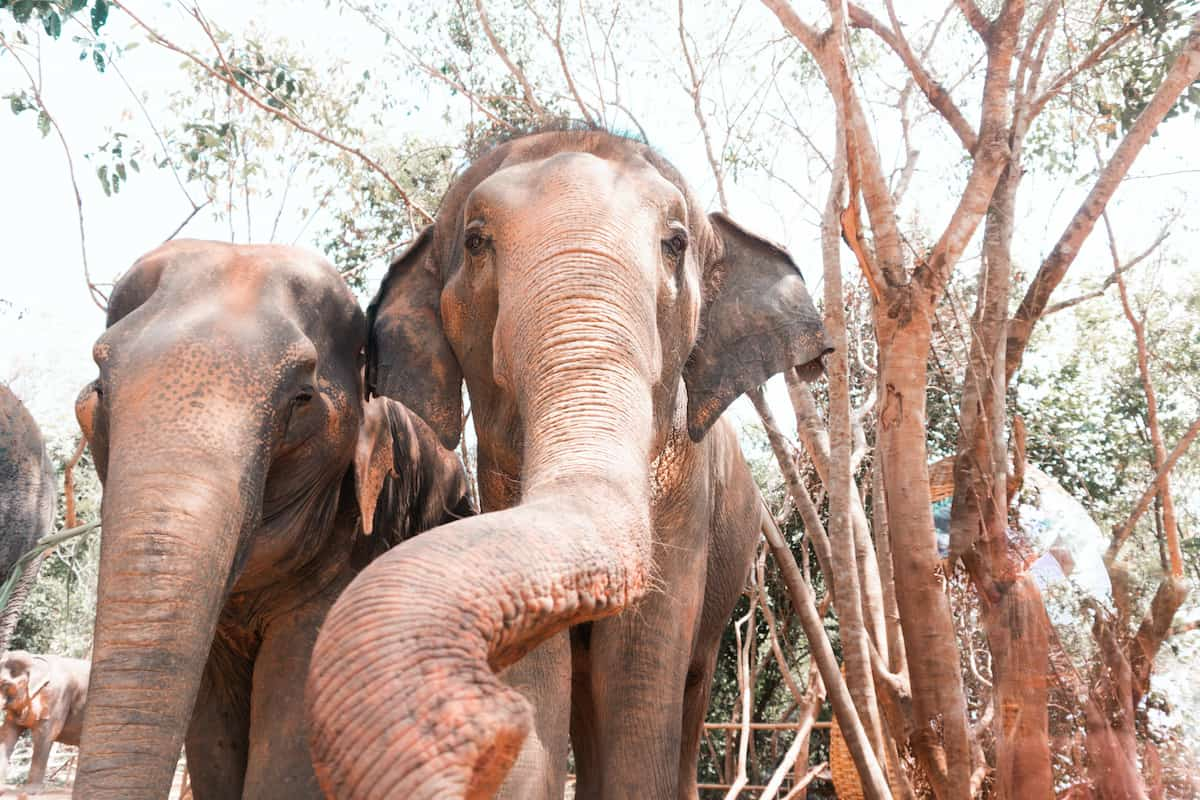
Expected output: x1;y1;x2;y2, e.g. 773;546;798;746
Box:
354;397;400;536
24;656;50;704
366;225;464;449
683;212;833;442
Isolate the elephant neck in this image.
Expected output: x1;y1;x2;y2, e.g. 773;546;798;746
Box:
230;471;353;606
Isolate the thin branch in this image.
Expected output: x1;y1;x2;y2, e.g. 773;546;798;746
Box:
1007;14;1200;379
474;0;547;119
1043;222;1170;314
1030;19;1140;118
678;0;729;211
1107;211;1183;578
847;2;978;152
1108;415;1200;561
523;0;597;127
760;510;891;800
115;1;434;225
163;199;212;242
0;32;106;311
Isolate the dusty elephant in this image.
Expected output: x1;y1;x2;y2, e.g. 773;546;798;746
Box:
0;650;89;792
71;240;473;800
0;386;56;654
307;128;831;799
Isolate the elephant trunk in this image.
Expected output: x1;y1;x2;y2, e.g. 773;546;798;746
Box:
309;252;656;799
74;443;257;799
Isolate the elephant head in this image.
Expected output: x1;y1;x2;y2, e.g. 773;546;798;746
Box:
307;130;830;798
72;241;400;798
0;651;50;721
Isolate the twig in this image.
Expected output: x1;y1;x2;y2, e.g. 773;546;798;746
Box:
114;1;434;224
1108;415;1200;561
163;199;212;242
62;437;87;529
474;0;546;119
0;32;107;311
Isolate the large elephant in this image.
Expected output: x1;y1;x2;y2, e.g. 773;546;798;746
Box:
0;385;56;654
71;240;473;800
308;129;831;799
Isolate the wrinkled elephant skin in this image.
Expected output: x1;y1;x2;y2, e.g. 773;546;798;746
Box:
308;130;832;799
72;241;472;800
0;386;56;653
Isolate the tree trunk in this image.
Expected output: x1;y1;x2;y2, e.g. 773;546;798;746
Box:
874;301;973;800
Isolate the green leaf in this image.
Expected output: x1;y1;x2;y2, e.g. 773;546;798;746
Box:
90;0;107;33
129;158;139;173
92;48;105;73
69;0;87;11
97;164;110;197
115;162;126;181
7;94;28;115
42;9;61;38
37;109;49;137
11;0;33;23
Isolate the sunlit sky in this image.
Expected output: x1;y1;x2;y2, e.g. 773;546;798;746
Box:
1;0;1197;445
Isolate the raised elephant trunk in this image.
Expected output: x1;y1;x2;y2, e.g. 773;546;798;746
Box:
74;436;261;798
310;253;657;798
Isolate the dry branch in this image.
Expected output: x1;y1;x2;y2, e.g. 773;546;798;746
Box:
1108;415;1200;560
1007;14;1200;380
760;511;891;800
114;1;434;224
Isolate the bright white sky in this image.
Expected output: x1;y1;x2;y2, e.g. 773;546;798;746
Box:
0;0;1197;445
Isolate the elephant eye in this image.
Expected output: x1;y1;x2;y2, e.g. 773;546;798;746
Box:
464;224;489;256
662;228;689;262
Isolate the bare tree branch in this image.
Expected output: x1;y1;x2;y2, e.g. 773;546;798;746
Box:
1107;211;1184;578
475;0;547;120
1108;415;1200;561
678;0;729;211
116;1;435;225
847;1;978;152
1030;19;1140;118
0;31;106;311
1043;222;1171;314
1007;14;1200;380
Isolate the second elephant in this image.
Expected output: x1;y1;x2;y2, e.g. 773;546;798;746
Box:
71;241;472;800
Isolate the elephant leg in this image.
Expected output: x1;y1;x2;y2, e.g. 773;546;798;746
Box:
0;723;20;785
25;719;57;788
677;636;721;799
243;588;345;800
186;636;253;800
496;631;571;800
572;559;704;800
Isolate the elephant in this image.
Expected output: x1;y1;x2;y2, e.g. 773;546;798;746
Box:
307;128;831;799
70;240;473;800
0;385;56;654
0;650;89;792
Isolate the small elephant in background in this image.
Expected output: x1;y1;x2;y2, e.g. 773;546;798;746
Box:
0;650;89;792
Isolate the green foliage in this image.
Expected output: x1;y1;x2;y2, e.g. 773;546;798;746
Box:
0;0;106;38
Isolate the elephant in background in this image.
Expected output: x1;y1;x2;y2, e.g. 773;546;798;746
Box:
308;128;831;799
71;240;472;800
0;650;89;792
0;385;56;654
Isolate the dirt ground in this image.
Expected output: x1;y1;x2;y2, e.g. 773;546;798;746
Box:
0;743;190;799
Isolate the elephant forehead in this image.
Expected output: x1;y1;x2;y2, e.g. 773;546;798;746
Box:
469;149;680;225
